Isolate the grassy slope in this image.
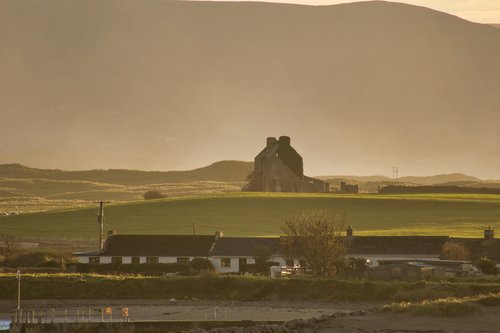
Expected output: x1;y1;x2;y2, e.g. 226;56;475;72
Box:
1;193;500;239
0;161;253;185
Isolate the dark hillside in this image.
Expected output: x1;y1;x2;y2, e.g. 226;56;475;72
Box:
0;161;253;185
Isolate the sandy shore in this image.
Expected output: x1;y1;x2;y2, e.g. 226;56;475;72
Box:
1;299;499;332
0;299;372;321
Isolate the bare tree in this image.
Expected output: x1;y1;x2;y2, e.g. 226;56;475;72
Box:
0;233;19;263
440;241;471;261
281;210;346;276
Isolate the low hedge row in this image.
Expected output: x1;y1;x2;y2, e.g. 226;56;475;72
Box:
2;274;500;303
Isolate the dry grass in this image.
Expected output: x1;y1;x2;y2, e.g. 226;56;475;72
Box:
383;292;500;316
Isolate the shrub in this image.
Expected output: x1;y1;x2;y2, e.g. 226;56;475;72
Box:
190;258;214;271
2;251;67;268
440;242;471;261
143;191;165;200
336;257;368;278
475;257;497;275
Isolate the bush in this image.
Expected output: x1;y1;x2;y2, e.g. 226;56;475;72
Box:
440;242;471;261
190;258;214;271
336;257;368;278
475;257;497;275
2;251;67;268
143;191;165;200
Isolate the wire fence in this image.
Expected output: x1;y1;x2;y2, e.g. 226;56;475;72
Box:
11;305;232;325
12;307;129;324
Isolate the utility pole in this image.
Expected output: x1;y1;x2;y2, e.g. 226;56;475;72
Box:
17;270;21;312
392;166;399;179
94;201;110;251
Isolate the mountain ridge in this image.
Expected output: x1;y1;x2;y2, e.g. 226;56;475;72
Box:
0;162;488;186
0;161;254;185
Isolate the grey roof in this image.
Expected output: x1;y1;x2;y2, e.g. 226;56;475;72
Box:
100;235;215;257
210;237;281;257
348;236;449;255
73;251;100;257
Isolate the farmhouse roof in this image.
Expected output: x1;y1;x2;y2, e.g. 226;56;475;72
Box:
73;250;100;257
210;237;281;257
451;238;500;260
348;236;449;255
100;235;215;257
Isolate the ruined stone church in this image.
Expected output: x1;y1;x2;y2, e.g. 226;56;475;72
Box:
242;136;329;193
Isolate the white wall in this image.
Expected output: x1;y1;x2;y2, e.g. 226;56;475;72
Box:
271;256;287;266
100;256;111;264
77;256;199;264
77;256;89;264
159;256;178;264
122;257;131;264
210;257;239;274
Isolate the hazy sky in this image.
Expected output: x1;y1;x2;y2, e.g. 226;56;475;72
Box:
1;0;500;178
196;0;500;23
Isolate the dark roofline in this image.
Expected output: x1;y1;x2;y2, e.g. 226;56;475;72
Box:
73;251;100;257
100;234;216;257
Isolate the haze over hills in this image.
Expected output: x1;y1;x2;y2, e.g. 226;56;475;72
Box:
1;1;500;177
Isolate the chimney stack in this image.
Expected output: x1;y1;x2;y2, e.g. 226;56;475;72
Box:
346;226;353;238
279;136;290;146
484;227;494;240
266;137;277;148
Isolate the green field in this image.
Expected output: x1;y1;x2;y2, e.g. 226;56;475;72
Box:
1;192;500;240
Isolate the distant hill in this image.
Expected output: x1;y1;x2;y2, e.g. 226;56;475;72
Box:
379;185;500;195
0;161;254;186
321;173;483;192
396;173;481;185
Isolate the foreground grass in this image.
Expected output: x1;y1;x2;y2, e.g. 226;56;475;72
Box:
2;274;500;303
2;192;500;239
383;292;500;317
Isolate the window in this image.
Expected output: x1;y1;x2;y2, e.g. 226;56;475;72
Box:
89;257;100;264
146;257;159;263
177;257;189;264
221;258;231;268
131;257;140;264
111;257;122;264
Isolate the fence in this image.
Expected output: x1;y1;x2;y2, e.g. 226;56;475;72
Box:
12;307;129;324
11;305;232;325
